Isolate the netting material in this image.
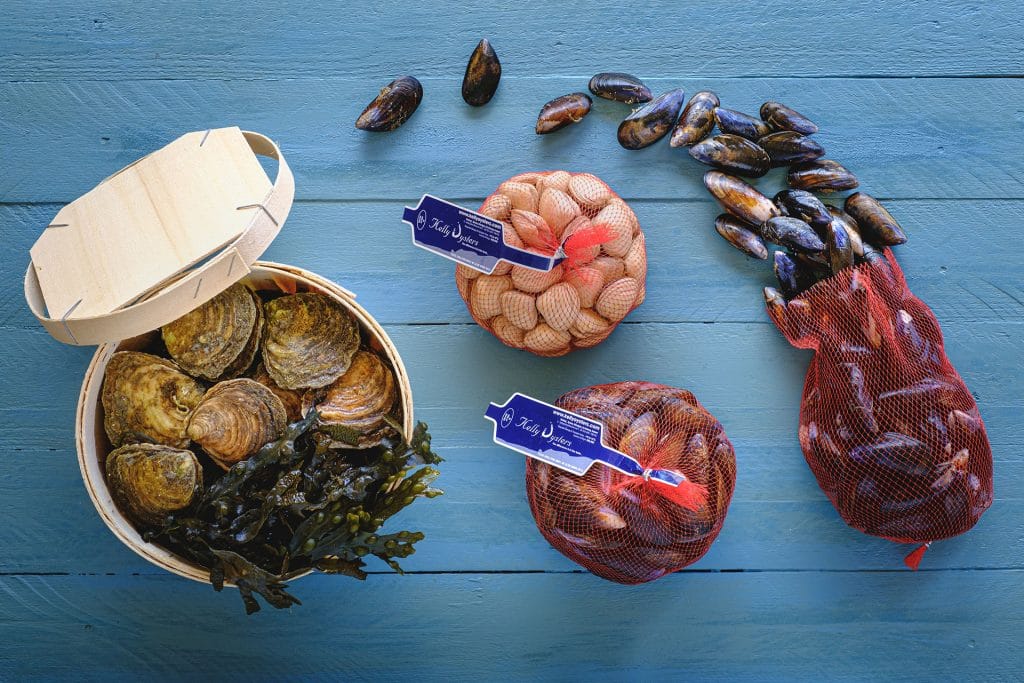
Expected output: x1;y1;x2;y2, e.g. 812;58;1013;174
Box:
765;250;993;557
456;171;647;356
525;382;736;584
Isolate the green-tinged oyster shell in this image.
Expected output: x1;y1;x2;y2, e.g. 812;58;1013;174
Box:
106;443;202;526
262;293;360;390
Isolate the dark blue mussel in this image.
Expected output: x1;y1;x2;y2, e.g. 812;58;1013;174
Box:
758;130;825;166
462;39;501;106
788;159;859;192
845;192;907;246
761;216;826;253
670;90;720;147
715;214;768;259
355;76;423;132
760;101;819;135
535;93;593;134
714;107;772;140
689;134;770;177
617;88;686;149
588;72;653;104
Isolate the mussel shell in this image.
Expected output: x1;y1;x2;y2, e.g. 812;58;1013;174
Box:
588;72;653;104
262;293;360;390
761;216;826;253
102;351;206;448
462;39;501;106
714;214;768;260
713;107;771;140
763;286;788;318
669;90;720;147
161;283;262;381
355;76;423;132
787;159;859;192
758;130;825;167
536;93;592;134
689;134;770;177
617;88;686;150
106;443;202;526
305;350;398;449
844;192;907;246
251;362;306;423
826;219;855;273
773;251;802;299
760;101;819;135
773;189;831;231
187;378;287;470
826;205;865;257
703;170;781;226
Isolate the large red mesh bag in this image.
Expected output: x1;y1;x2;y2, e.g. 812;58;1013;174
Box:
455;171;646;356
525;382;736;584
765;250;993;565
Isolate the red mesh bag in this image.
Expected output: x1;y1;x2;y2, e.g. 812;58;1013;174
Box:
765;250;994;567
455;170;646;356
525;382;736;584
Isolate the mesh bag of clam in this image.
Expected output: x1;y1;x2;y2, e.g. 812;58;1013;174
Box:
456;170;647;356
516;382;736;584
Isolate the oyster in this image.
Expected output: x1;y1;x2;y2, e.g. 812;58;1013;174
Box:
462;39;501;106
102;351;206;448
689;134;770;177
187;378;287;470
355;76;423;132
161;283;262;381
669;90;720;147
106;443;203;526
251;362;307;423
617;88;686;149
305;351;398;449
536;93;592;134
262;293;360;390
588;72;653;104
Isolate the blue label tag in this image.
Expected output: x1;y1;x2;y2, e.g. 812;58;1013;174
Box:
484;393;689;488
403;195;565;274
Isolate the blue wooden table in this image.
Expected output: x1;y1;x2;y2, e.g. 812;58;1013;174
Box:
2;2;1022;679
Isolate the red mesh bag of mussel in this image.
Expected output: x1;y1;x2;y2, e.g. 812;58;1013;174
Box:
765;250;993;567
455;170;646;356
526;382;736;584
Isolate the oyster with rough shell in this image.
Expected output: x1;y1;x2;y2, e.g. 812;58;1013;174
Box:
161;283;263;381
102;351;206;448
106;443;203;526
250;362;307;423
187;378;287;470
305;350;398;448
262;293;360;390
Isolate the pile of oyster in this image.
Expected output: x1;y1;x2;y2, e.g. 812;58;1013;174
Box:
102;284;399;529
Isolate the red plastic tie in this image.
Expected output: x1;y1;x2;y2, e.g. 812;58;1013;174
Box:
562;222;615;273
649;477;709;512
903;542;930;571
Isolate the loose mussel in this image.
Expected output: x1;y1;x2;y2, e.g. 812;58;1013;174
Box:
760;101;819;135
262;293;361;390
588;72;652;104
827;205;866;257
844;192;907;245
714;214;768;260
826;218;855;273
758;131;825;166
306;350;398;449
355;76;423;132
462;39;501;106
773;251;802;299
714;108;771;140
703;171;781;226
106;443;203;526
187;378;287;470
774;189;832;231
102;351;206;448
617;88;686;150
670;91;720;147
788;159;859;192
689;134;770;177
761;216;826;253
536;93;592;134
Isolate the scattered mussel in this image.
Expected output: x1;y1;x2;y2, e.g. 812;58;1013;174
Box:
715;214;768;260
774;189;832;231
536;93;593;134
760;101;819;135
845;192;907;245
355;76;423;132
759;131;825;167
703;171;781;226
670;91;720;147
714;107;772;140
788;159;859;193
462;39;501;106
617;88;686;149
689;134;770;177
761;216;826;253
588;72;653;104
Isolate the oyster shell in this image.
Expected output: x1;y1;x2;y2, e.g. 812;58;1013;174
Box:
106;443;202;526
305;350;398;449
161;283;262;381
250;362;307;423
262;293;360;390
102;351;206;448
187;378;287;470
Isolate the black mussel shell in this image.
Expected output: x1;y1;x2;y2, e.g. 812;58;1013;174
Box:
714;107;772;140
617;88;686;150
535;93;592;134
703;171;781;226
689;134;770;177
462;39;501;106
827;205;866;256
588;72;653;104
761;216;826;253
774;189;832;231
760;101;819;135
758;130;825;166
714;213;768;259
355;76;423;132
844;192;907;246
827;218;854;273
669;90;720;147
787;159;859;192
773;251;802;299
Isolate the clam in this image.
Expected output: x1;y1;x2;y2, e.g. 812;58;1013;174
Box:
703;171;781;226
844;192;907;246
689;134;770;177
761;216;826;253
774;189;832;231
161;283;262;381
535;93;592;134
106;444;203;526
714;214;768;260
262;293;360;390
187;378;287;470
669;90;720;147
251;362;306;423
787;159;859;192
355;76;423;132
304;350;398;449
617;88;686;150
102;351;206;448
760;101;819;135
588;72;653;104
758;130;825;166
462;39;501;106
714;108;771;140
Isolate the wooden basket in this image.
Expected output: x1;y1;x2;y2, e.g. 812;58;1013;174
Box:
24;129;414;584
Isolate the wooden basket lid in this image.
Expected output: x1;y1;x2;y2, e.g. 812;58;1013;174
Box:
24;127;295;345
